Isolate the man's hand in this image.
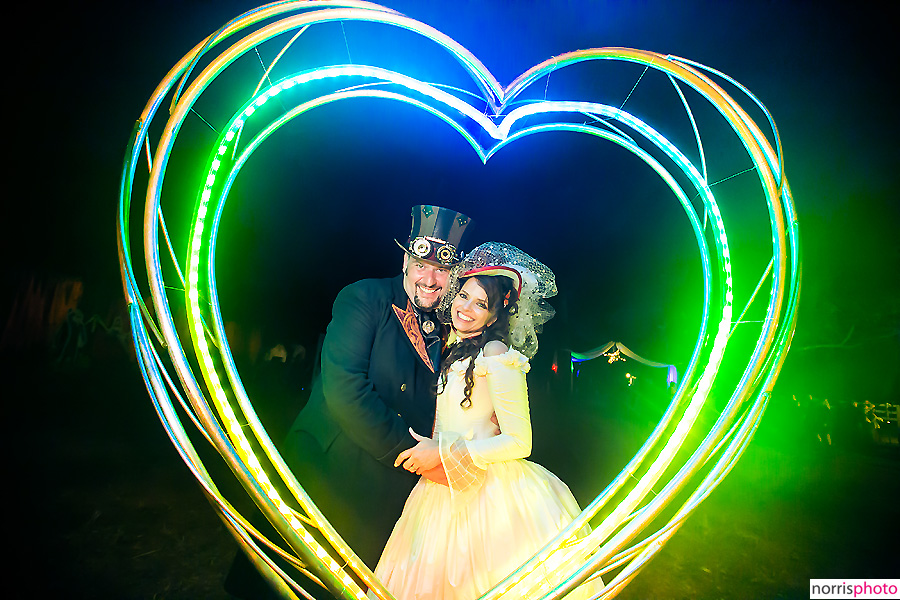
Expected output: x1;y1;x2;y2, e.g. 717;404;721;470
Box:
491;413;501;436
395;429;441;474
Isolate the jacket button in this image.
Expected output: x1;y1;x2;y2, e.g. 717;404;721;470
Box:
400;383;407;392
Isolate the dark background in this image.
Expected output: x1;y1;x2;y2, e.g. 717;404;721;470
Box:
5;1;898;598
9;0;899;397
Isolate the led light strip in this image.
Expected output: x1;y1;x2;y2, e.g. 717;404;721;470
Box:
118;3;799;599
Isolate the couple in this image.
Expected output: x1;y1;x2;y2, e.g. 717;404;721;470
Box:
282;206;601;600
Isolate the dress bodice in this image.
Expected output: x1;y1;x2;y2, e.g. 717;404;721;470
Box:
435;347;532;469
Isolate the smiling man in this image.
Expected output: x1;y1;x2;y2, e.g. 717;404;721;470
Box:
403;255;448;310
279;205;474;574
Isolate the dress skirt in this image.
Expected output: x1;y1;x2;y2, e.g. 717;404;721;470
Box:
373;458;602;600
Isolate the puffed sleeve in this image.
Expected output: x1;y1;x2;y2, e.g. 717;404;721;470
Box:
320;282;414;465
464;349;532;468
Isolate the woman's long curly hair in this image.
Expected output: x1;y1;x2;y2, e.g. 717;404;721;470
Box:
439;274;518;409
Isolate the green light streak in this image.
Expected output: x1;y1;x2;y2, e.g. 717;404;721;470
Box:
117;3;800;599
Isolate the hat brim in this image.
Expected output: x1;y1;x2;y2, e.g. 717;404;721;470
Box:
460;265;523;296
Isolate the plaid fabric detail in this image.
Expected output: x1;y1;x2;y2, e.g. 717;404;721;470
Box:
438;432;486;512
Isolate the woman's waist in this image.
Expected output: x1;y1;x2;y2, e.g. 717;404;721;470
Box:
437;421;498;440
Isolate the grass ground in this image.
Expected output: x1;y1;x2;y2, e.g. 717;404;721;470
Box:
12;356;898;599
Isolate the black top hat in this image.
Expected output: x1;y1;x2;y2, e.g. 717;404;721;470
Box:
396;205;474;265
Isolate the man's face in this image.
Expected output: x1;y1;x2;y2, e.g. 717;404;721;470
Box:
402;254;450;310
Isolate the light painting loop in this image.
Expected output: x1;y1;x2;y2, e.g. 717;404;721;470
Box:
117;2;800;599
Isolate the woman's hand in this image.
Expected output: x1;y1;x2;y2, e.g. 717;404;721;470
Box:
395;428;441;474
420;465;448;486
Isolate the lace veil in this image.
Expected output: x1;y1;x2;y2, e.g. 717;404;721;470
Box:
438;242;557;358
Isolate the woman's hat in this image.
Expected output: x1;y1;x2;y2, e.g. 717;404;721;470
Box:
460;265;523;296
396;205;474;265
438;241;557;358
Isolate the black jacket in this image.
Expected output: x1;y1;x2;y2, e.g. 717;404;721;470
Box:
282;274;440;567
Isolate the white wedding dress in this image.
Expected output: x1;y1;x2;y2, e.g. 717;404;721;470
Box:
372;348;603;600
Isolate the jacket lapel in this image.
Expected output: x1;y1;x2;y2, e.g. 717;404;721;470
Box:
392;299;435;373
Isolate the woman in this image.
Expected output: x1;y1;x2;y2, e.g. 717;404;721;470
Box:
371;242;602;600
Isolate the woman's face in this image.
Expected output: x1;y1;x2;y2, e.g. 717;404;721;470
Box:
451;278;497;338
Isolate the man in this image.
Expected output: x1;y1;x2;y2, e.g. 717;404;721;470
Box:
287;204;472;562
227;206;473;599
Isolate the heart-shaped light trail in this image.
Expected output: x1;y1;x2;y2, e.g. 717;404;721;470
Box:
118;2;799;599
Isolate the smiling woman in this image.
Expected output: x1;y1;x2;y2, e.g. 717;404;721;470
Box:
117;2;799;599
374;242;607;600
452;278;498;337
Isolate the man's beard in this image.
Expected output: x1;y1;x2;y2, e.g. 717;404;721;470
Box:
413;293;440;311
405;267;442;310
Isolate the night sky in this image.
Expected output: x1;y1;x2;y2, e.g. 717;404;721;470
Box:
9;1;898;401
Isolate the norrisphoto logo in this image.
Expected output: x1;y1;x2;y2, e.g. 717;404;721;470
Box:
810;579;900;599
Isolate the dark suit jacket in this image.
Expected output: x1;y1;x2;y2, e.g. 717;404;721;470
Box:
282;275;439;567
